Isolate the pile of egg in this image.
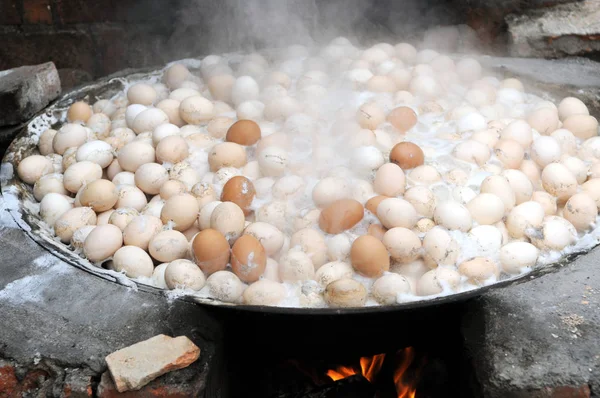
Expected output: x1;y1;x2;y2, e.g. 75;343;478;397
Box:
15;38;600;308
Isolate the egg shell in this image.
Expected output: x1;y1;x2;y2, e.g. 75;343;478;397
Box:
452;140;491;166
33;173;68;201
210;201;246;243
230;235;267;283
318;199;364;234
408;165;442;186
562;115;598;140
71;225;96;250
458;257;499;285
506;201;545;238
499;242;539;274
54;207;97;243
258;146;288;177
224;120;262;146
481;175;516;212
160;193;199;231
83;224;123;263
122;215;163;250
165;259;206;290
494;139;524;169
423;226;459;266
563;193;598;232
155;135;189;165
108;207;139;231
416;267;461;296
290;228;328;269
404;186;435;218
163;64;190;89
243;222;284;257
433;201;472;232
243;279;286;306
467;193;505;225
350;235;390;277
17;155;54;185
190;228;230;275
159;180;187;200
112;246;154;278
117;141;155;172
221;176;256;216
148;229;189;263
67;101;93;123
113;179;146;206
387;107;418;133
75;140;114;168
324;278;367;308
191;182;216;209
531;216;577;251
53;123;88;155
127;83;157;105
357;102;385;130
389;142;424;170
208;142;247;172
156;99;185;127
134;163;169;195
79;179;118;212
382;227;421;263
315;261;353;287
372;273;411;305
132;108;169;134
38;129;57;155
207;271;245;303
40;193;73;226
278;249;316;282
365;195;389;214
373;163;406;196
87;113;112;139
377;198;418;229
541;163;578;202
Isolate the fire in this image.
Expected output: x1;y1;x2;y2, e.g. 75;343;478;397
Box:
394;347;417;398
360;353;385;382
325;349;417;398
326;365;358;381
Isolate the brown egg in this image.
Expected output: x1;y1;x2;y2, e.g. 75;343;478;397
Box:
365;195;389;214
79;179;118;212
160;193;200;231
191;228;230;275
350;235;390;277
367;224;387;240
67;101;93;123
389;142;425;169
387;106;418;133
220;176;256;215
230;235;267;283
226;120;262;146
319;199;364;234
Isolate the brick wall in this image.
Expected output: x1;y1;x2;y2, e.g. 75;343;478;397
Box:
0;0;186;86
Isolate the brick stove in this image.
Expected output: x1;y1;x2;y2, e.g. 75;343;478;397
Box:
2;1;600;397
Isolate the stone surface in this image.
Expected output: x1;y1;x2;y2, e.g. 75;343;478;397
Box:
506;0;600;58
478;56;600;117
462;245;600;397
106;335;200;393
57;68;93;90
0;195;218;395
0;62;60;127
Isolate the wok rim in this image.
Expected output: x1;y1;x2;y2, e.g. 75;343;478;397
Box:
0;61;590;315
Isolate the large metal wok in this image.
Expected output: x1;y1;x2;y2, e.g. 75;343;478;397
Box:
0;62;590;323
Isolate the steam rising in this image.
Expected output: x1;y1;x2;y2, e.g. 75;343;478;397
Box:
173;0;471;55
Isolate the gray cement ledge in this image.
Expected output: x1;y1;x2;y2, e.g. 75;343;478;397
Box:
0;196;221;396
462;247;600;397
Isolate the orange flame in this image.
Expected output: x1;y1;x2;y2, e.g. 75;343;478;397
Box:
326;365;358;381
325;348;418;398
394;347;417;398
360;353;385;383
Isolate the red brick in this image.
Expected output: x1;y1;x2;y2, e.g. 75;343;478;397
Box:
548;385;591;398
97;372;193;398
0;365;18;398
22;0;52;24
54;0;115;24
0;1;21;25
0;30;95;76
11;369;49;396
